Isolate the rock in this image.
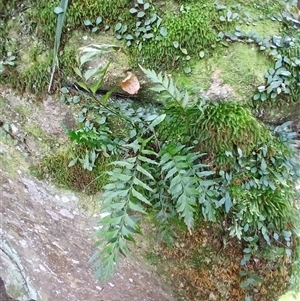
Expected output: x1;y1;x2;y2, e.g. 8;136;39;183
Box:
0;171;175;301
65;31;156;102
255;101;300;137
205;69;236;101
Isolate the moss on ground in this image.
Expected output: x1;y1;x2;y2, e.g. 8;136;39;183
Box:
174;42;273;101
31;147;111;194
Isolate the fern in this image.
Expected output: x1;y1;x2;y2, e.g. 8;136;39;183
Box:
140;65;193;108
159;144;199;230
67;48;300;290
91;136;159;279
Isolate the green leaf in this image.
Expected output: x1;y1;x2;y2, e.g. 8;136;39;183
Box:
110;160;135;169
132;188;151;205
278;70;291;76
129;7;138;14
159;27;168;37
182;91;189;108
125;34;134;40
103;189;129;202
124;214;137;229
73;67;82;78
60;86;69;93
285;248;292;257
96;16;102;25
128;200;146;213
116;173;132;182
225;196;232;213
138;155;158;165
253;93;260;101
237;147;243;158
197;170;215;177
294;228;300;237
165;166;177;180
137;11;145;18
68;157;78;167
282;230;291;239
143;33;154;39
115;22;122;31
260;158;267;171
84;19;93;26
141;149;157;156
180;47;188;55
137;165;155;180
275;59;282;69
133;177;153;192
147;114;166;129
184;67;191;74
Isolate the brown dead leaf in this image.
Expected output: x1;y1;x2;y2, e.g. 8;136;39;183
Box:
120;72;140;95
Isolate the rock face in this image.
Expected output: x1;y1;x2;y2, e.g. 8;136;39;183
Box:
0;170;175;301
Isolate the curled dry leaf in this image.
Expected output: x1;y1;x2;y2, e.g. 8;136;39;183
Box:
120;72;140;95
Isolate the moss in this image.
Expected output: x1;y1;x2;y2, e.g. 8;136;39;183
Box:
130;1;228;69
20;54;52;94
212;44;272;99
190;101;270;160
32;0;130;44
31;147;112;194
0;137;29;178
0;96;5;108
13;104;33;123
240;19;281;37
174;43;273;101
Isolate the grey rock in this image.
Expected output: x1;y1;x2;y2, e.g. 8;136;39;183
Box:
0;172;175;301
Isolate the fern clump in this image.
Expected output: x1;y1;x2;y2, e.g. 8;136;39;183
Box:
66;45;300;294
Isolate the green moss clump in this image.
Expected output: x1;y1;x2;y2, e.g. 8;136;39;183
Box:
130;1;237;69
32;0;130;44
20;60;52;94
190;101;270;157
31;148;111;194
130;2;215;68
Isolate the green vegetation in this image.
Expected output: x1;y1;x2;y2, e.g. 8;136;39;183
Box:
128;0;223;69
1;1;300;300
31;146;111;194
1;0;300;103
62;45;300;300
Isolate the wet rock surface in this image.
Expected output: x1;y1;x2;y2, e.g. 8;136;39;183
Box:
0;170;175;301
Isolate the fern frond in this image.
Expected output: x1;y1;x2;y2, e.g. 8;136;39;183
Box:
92;138;158;280
140;66;187;105
158;144;202;230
